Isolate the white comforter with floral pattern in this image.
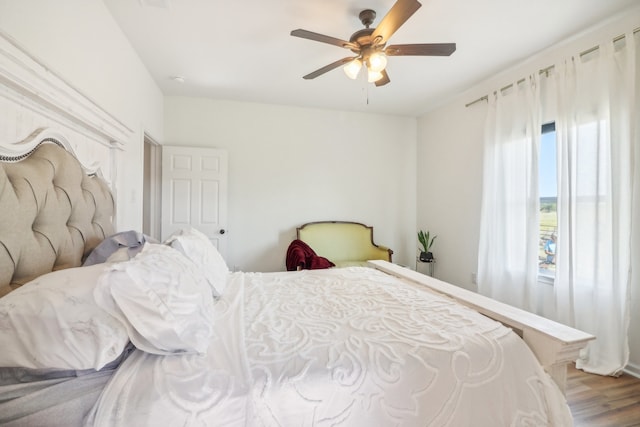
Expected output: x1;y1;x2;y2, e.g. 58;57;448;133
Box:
86;267;572;426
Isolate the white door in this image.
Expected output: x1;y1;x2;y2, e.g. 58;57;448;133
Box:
161;146;228;257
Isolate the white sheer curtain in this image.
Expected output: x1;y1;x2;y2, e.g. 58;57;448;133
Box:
553;34;636;375
477;75;541;313
478;32;636;376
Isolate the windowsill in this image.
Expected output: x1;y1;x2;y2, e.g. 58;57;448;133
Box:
538;271;555;285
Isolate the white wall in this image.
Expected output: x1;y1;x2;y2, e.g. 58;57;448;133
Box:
164;97;417;272
417;99;486;288
0;0;164;231
417;7;640;374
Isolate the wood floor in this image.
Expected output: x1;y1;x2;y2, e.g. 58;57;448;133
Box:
566;364;640;426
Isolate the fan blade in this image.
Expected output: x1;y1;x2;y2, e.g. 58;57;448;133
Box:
385;43;456;56
291;29;359;50
302;57;358;80
370;0;422;45
375;69;390;87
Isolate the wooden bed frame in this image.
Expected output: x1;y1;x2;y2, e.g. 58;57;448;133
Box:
0;31;132;298
369;260;595;394
0;30;130;187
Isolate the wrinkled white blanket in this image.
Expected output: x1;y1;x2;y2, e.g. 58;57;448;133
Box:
86;267;572;426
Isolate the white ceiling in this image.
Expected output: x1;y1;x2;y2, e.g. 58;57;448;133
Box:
103;0;638;116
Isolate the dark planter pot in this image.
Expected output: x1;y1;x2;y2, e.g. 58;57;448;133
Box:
419;251;434;262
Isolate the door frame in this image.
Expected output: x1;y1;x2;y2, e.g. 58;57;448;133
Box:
143;133;162;239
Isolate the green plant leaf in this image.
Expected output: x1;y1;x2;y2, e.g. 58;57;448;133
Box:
417;230;436;252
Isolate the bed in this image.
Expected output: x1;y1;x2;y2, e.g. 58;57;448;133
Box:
0;32;578;426
0;135;577;427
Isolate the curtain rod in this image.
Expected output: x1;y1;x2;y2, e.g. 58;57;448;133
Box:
465;27;640;108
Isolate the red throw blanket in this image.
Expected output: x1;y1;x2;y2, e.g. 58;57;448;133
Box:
286;239;335;271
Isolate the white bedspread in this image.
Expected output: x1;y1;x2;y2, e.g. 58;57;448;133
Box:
86;267;572;426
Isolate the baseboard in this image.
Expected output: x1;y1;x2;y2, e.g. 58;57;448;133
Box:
625;362;640;379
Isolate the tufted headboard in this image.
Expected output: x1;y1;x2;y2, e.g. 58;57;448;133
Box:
0;135;115;297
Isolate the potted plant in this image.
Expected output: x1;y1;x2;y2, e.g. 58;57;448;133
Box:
417;230;437;262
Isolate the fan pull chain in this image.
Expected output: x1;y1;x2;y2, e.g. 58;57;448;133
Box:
362;76;369;105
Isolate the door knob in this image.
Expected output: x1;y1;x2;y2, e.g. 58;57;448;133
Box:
219;229;226;235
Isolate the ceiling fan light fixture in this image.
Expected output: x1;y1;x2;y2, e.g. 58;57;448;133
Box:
343;59;363;79
290;0;456;86
367;51;387;73
367;69;383;83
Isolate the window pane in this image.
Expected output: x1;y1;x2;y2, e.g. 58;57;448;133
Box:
539;123;557;276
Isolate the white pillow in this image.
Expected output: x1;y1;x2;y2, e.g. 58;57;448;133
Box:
0;264;129;370
164;227;229;296
94;243;215;355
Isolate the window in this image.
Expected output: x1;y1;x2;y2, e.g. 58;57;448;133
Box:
538;122;556;277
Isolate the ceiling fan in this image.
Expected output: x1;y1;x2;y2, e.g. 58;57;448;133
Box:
290;0;456;86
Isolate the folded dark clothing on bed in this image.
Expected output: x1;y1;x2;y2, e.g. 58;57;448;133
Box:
286;239;334;271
